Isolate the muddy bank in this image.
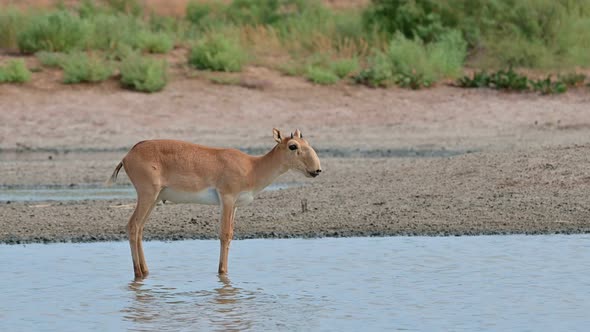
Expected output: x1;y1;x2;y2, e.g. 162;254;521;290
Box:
2;145;590;244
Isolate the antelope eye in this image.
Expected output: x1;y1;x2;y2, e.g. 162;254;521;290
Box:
289;144;298;150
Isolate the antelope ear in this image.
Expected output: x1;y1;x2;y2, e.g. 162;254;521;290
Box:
294;129;302;138
272;128;282;143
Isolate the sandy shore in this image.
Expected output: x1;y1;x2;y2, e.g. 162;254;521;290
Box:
1;73;590;244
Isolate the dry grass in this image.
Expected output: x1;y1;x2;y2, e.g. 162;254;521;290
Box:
240;25;283;59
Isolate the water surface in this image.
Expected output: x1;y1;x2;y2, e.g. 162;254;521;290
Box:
1;236;589;331
0;183;297;202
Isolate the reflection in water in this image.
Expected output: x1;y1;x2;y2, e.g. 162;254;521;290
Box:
123;275;256;331
210;275;253;331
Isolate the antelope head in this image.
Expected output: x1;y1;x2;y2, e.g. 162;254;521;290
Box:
273;128;322;178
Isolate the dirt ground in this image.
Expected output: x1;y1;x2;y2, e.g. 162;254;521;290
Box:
1;62;590;243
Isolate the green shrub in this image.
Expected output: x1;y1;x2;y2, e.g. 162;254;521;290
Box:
530;76;567;95
226;0;281;25
137;31;174;53
354;53;393;87
86;12;177;54
356;30;466;89
458;68;573;94
61;53;113;84
0;7;25;50
458;68;528;91
228;0;315;25
105;43;135;61
457;71;490;88
186;1;228;29
187;0;317;28
362;0;449;43
389;31;466;87
188;34;247;72
78;0;101;19
0;59;32;83
120;54;167;92
86;13;145;51
149;13;192;38
487;68;529;91
332;10;367;42
105;0;143;16
273;4;336;54
18;11;89;53
305;66;339;85
362;0;590;69
330;58;359;78
386;33;436;87
36;51;65;68
428;30;467;77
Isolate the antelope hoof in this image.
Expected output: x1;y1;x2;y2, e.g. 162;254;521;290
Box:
134;269;144;281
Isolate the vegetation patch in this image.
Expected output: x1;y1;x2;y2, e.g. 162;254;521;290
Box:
61;52;113;84
120;54;168;92
137;31;174;54
356;31;466;89
0;7;25;50
17;11;89;53
36;51;66;68
188;34;247;72
330;58;359;79
0;59;32;83
362;0;590;69
458;68;586;94
1;1;590;93
85;13;141;51
305;66;340;85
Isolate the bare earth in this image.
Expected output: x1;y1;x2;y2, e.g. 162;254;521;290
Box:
1;68;590;243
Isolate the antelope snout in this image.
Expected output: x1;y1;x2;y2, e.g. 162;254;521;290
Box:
308;169;322;177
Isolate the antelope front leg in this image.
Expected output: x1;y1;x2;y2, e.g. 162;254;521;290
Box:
218;196;237;274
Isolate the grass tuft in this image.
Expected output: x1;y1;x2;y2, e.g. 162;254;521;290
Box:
188;34;247;72
0;7;25;50
356;30;466;89
36;51;66;68
137;31;174;53
61;52;113;84
305;66;339;85
18;11;89;53
330;58;359;78
120;54;168;92
458;68;582;94
0;59;32;83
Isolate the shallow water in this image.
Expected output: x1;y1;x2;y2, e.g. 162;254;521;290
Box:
1;236;589;331
0;183;297;202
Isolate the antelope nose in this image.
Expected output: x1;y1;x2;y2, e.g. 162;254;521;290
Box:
316;169;322;173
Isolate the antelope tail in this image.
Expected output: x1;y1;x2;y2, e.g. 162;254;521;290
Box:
105;161;123;186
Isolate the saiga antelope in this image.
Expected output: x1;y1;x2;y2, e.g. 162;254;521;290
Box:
107;129;321;280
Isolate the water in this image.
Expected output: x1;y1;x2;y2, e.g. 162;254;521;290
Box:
1;236;589;331
0;183;297;202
